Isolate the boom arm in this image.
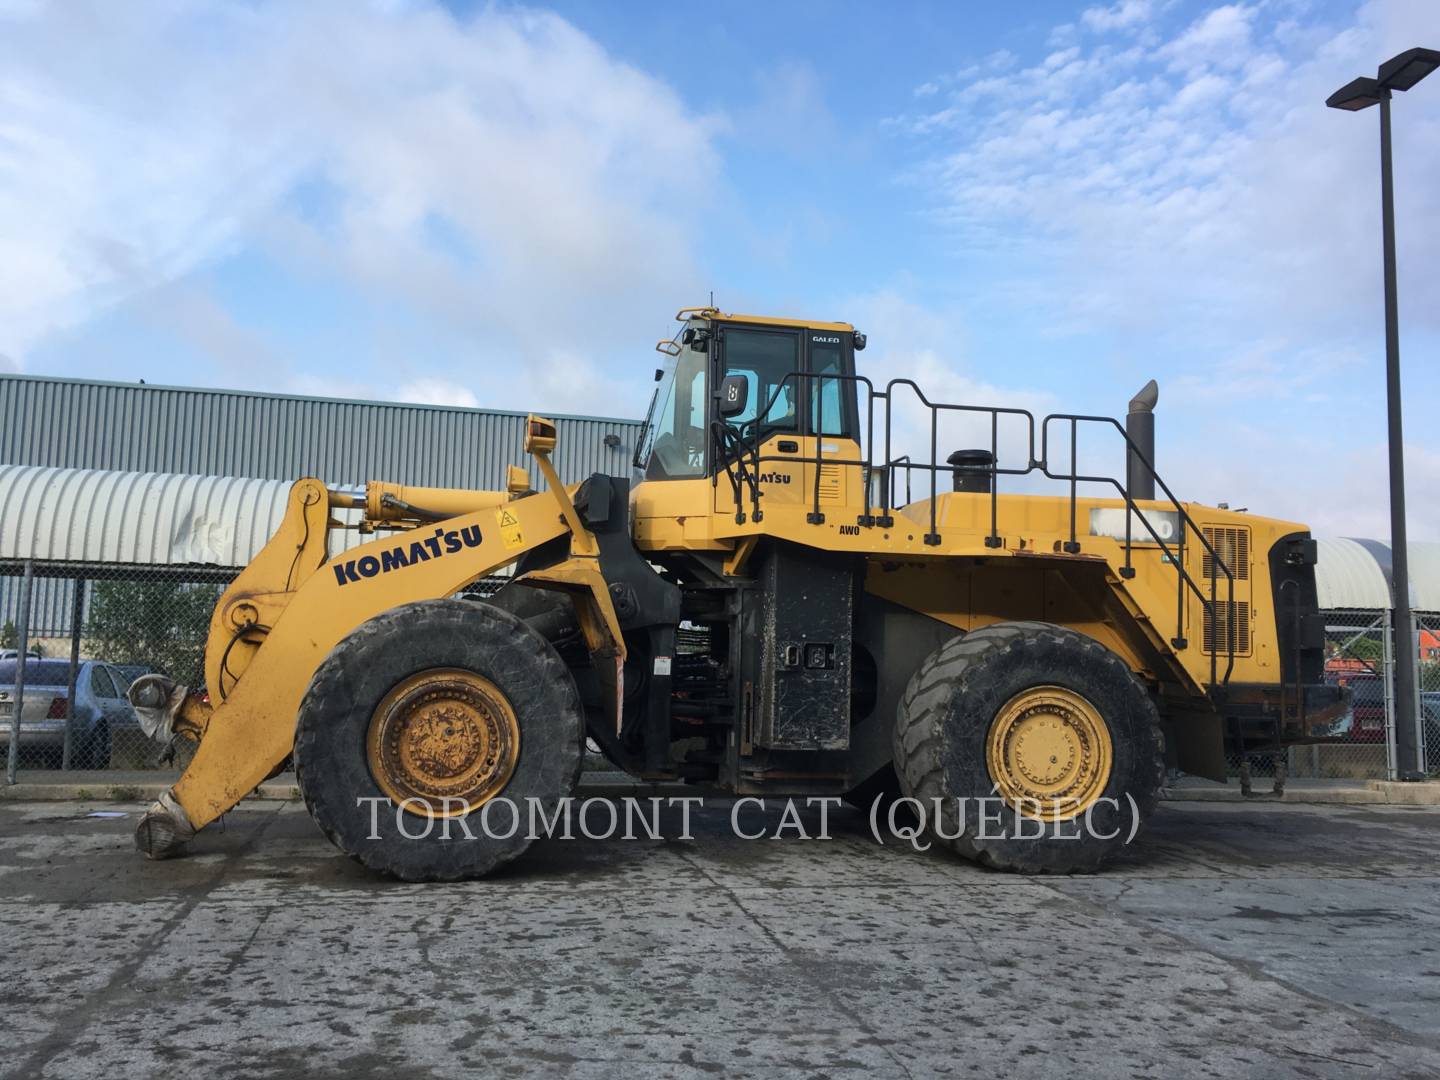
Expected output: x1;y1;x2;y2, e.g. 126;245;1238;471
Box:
130;418;625;856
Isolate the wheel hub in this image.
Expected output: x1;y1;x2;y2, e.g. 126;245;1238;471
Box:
366;668;520;818
986;685;1113;821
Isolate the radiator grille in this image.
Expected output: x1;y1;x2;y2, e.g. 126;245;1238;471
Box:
1202;525;1250;580
819;464;842;502
1203;600;1251;655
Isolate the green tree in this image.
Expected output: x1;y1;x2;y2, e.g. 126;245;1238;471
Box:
0;621;43;656
86;579;223;689
1420;658;1440;694
1342;636;1385;665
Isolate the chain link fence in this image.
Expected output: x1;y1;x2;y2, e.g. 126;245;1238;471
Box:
3;560;1437;780
1;561;510;779
1418;612;1439;777
1272;606;1439;781
1;564;231;777
1278;608;1392;780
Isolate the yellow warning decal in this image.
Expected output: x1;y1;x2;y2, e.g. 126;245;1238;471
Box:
497;507;525;550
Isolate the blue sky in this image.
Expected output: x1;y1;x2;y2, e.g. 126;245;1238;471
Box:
1;0;1437;538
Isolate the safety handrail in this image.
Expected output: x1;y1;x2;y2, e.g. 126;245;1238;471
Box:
709;370;1236;684
1040;414;1238;686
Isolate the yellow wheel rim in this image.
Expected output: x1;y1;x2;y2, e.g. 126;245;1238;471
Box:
366;668;520;819
986;685;1113;821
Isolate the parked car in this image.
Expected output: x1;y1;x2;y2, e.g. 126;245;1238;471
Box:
1423;691;1440;775
108;663;157;729
0;658;135;768
1324;671;1385;742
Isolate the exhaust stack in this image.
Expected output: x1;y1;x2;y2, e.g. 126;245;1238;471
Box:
1126;380;1158;502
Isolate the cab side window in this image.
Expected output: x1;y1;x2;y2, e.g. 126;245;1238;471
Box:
808;337;850;438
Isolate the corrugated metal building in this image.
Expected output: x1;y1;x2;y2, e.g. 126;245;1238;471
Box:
1315;537;1440;613
0;466;371;569
0;374;641;491
0;374;643;635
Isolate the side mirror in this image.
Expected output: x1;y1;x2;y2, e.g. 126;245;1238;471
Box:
717;374;749;418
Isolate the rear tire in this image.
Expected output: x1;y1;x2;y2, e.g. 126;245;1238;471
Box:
81;721;112;770
296;599;584;881
843;764;917;827
893;621;1164;873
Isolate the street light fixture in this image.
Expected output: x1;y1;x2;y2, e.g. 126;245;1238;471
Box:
1326;46;1438;781
1378;46;1440;91
1325;76;1384;111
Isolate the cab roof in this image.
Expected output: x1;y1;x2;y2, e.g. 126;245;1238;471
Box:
675;307;855;334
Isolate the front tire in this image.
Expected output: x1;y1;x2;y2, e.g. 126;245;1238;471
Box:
80;721;111;770
893;621;1163;873
296;599;584;881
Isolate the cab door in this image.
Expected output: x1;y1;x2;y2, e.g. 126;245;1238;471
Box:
712;325;805;515
799;330;863;516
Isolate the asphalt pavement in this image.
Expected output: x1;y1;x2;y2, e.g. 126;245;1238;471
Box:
1;797;1438;1078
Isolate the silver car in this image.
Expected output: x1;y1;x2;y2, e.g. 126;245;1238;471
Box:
0;659;133;768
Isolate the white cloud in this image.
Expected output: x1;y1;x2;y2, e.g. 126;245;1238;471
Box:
738;62;836;149
1081;0;1154;34
840;288;1440;537
1174;431;1440;544
136;282;288;376
898;0;1440;342
892;0;1440;539
0;1;719;383
395;378;481;410
1160;3;1255;71
845;290;1056;482
527;348;615;417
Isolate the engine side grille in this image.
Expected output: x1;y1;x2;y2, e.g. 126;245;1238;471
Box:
1203;600;1251;655
1202;525;1250;580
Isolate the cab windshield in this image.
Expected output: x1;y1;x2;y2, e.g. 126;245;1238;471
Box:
638;342;708;480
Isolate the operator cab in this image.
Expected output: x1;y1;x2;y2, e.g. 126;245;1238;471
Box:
636;309;864;483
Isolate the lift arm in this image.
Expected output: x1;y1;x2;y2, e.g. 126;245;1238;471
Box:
130;417;625;856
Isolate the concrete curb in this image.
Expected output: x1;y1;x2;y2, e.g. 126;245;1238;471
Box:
0;771;695;804
4;773;1438;806
0;778;304;803
1161;780;1440;806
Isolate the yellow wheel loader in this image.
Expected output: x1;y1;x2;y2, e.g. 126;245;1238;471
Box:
127;308;1345;880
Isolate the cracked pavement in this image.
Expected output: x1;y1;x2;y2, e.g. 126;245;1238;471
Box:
2;797;1439;1078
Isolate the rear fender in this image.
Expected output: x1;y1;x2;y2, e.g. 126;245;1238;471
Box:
518;558;627;734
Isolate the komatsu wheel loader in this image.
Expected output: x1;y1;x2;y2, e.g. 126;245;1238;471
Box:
128;308;1345;880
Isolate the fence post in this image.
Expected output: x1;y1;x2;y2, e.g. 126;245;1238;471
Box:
1412;612;1426;775
61;579;83;771
6;560;35;785
1382;608;1397;782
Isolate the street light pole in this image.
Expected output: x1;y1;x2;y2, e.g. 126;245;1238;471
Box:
1376;90;1421;781
1327;47;1438;780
